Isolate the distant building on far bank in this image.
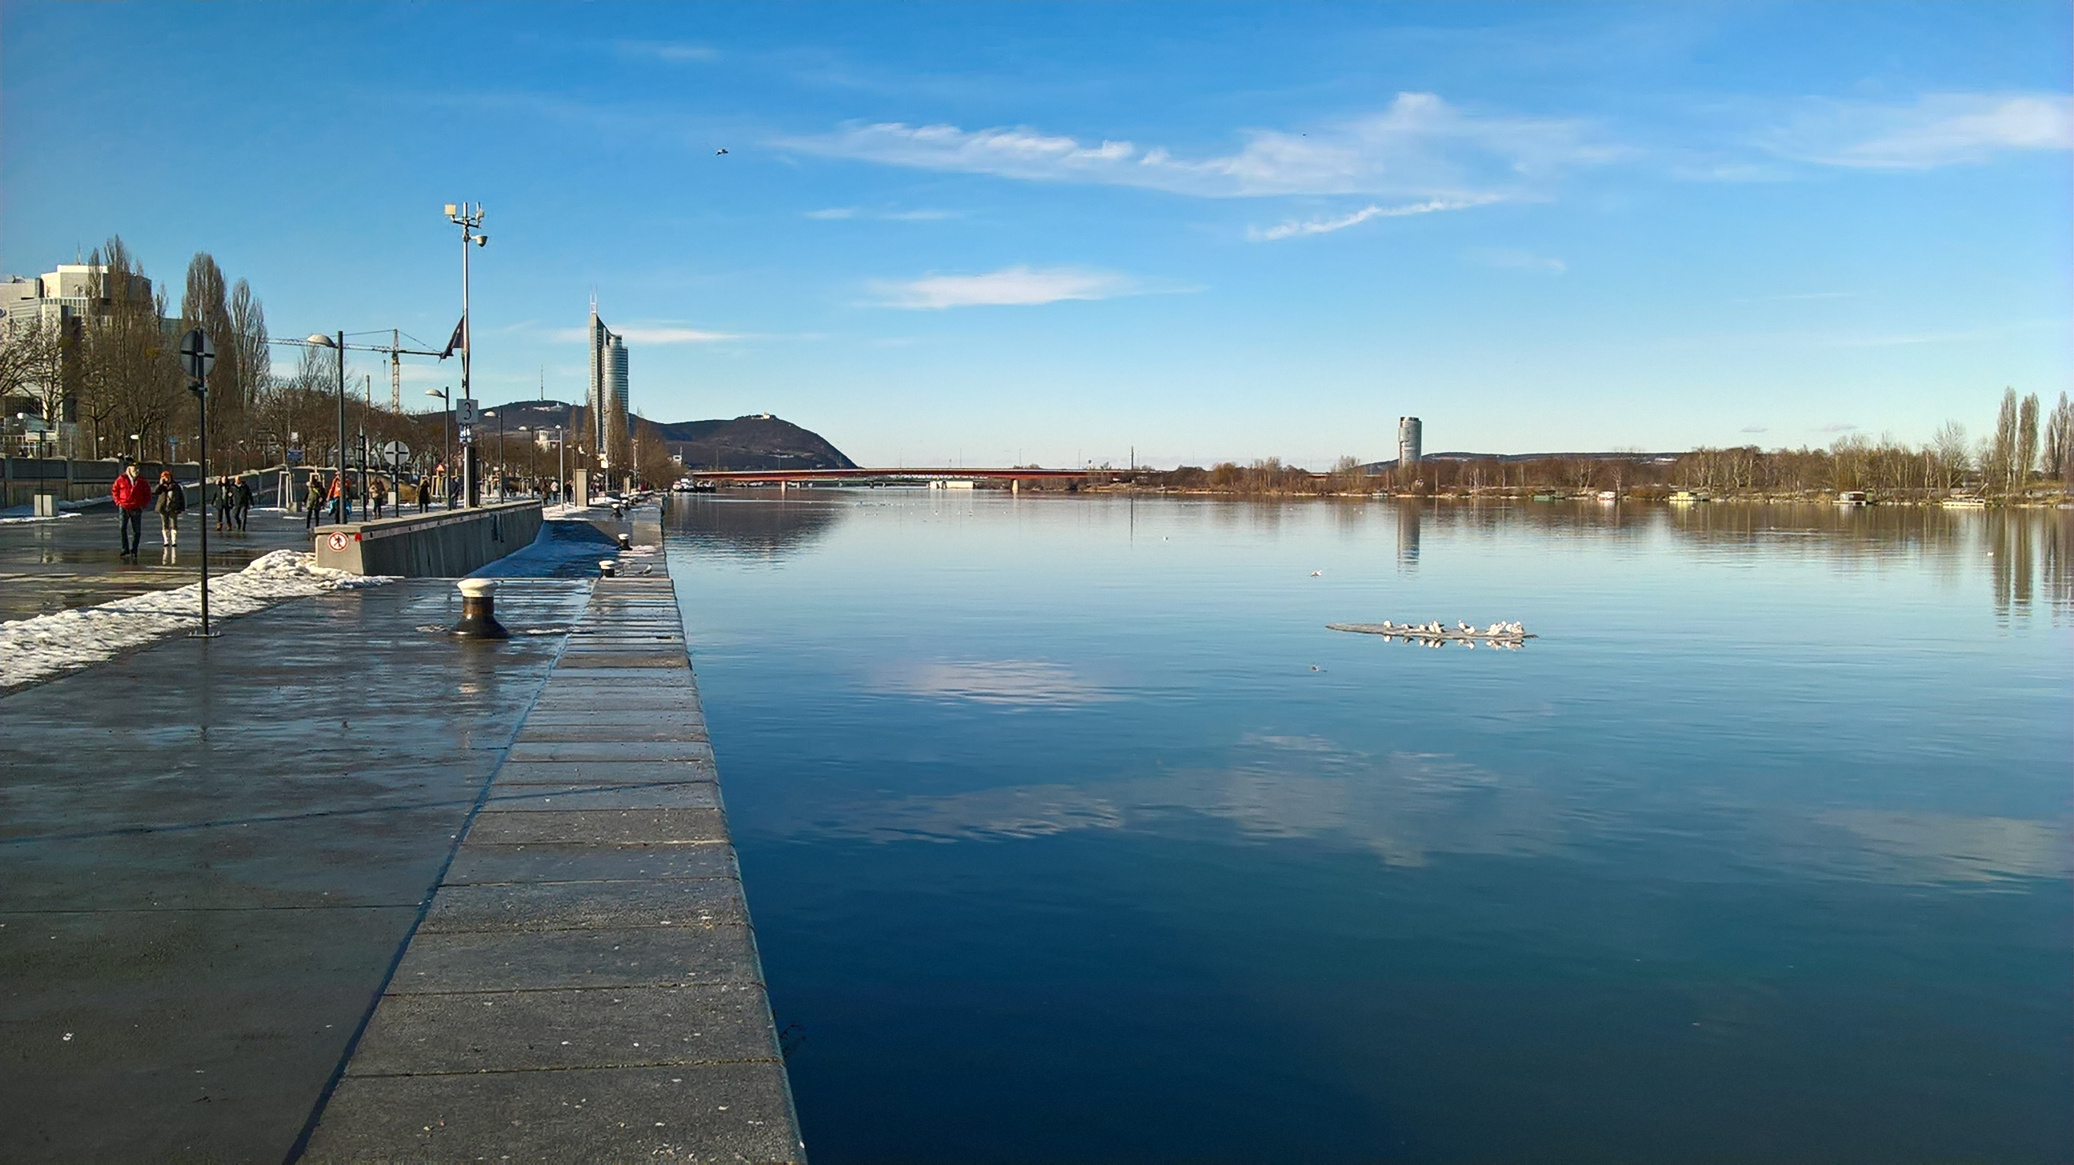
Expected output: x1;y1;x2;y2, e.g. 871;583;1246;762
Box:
1398;416;1422;466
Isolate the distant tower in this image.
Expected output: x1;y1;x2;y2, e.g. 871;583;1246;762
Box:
1397;416;1423;466
587;297;629;468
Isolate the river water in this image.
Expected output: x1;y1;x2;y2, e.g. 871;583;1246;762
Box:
663;492;2071;1163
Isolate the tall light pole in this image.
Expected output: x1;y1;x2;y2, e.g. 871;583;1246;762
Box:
425;387;452;507
445;202;487;506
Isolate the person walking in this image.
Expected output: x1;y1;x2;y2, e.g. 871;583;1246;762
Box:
369;477;387;520
232;476;253;532
328;471;347;523
304;472;327;529
111;462;151;557
214;476;234;532
153;470;186;546
418;474;433;513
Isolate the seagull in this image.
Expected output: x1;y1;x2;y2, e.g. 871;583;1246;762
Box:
1309;570;1323;577
716;148;729;155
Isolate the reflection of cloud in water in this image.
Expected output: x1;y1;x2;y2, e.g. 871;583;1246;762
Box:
770;735;1566;866
764;735;2070;885
878;660;1117;707
1814;809;2070;883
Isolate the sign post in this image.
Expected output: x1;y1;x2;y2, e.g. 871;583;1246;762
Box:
177;328;217;637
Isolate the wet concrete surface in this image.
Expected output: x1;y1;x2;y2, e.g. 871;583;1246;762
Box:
0;505;321;621
305;577;805;1164
0;579;591;1163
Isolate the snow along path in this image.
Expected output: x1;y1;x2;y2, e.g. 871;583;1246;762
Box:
0;550;396;692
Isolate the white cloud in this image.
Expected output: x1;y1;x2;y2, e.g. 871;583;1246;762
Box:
616;40;718;63
868;266;1139;310
1768;92;2073;169
1470;247;1567;274
805;206;957;221
1249;195;1501;241
779;92;1616;199
548;324;745;344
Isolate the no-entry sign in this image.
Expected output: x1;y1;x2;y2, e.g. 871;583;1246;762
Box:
327;532;349;552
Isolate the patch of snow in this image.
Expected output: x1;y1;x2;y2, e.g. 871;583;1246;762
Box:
0;550;397;691
0;512;81;525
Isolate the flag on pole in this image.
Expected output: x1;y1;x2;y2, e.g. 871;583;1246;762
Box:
440;315;466;360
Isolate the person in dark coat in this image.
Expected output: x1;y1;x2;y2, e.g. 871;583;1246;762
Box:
305;473;327;529
214;476;234;531
418;474;434;513
153;471;186;546
111;462;151;557
232;477;253;531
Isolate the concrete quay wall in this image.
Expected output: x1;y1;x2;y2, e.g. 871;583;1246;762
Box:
313;500;543;578
303;534;806;1161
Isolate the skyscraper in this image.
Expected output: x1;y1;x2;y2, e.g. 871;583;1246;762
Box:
588;299;629;468
1398;416;1422;466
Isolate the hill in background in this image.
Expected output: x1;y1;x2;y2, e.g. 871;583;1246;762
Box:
480;401;856;471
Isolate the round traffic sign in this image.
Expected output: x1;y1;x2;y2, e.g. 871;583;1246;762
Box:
177;329;216;386
326;532;349;552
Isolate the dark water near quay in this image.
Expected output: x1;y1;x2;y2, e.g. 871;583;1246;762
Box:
664;493;2072;1163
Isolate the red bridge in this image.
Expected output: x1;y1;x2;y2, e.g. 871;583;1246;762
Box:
686;467;1124;485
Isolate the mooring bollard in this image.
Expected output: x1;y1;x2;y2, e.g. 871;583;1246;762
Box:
599;559;618;578
617;532;631;550
451;578;510;640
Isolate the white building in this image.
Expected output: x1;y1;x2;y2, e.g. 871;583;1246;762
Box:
1;264;153;331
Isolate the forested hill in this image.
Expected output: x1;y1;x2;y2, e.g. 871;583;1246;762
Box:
480;402;855;471
653;415;857;471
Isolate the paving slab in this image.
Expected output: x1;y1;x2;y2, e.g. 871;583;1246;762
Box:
308;1061;804;1164
446;842;740;886
387;923;765;992
419;877;749;934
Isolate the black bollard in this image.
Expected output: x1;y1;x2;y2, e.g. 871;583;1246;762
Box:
451;578;510;639
617;532;631;550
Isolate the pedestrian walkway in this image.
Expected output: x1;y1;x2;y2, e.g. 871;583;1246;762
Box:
0;503;314;621
303;576;806;1162
0;579;590;1162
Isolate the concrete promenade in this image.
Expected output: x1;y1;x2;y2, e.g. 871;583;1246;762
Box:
0;503;316;621
304;574;806;1162
0;505;805;1162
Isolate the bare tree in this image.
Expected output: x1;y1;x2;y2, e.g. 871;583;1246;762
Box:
2015;392;2039;491
2044;392;2073;484
1985;387;2018;493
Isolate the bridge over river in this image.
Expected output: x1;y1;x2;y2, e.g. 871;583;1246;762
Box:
686;466;1126;487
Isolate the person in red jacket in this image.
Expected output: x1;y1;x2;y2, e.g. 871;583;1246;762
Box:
110;462;151;558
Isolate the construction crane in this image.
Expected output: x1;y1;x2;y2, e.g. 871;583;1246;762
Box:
381;328;448;412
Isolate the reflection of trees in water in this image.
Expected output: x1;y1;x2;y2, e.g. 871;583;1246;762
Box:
662;494;848;560
1988;510;2074;622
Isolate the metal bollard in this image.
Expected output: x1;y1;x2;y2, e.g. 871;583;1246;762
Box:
617;532;631;550
599;559;618;578
450;578;510;640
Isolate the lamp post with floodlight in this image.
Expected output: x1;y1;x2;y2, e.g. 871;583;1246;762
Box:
445;202;487;506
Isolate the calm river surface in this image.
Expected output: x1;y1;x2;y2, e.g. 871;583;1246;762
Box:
664;492;2071;1163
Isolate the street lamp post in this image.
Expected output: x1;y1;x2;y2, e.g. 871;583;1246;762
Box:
307;332;349;521
445;202;487;506
425;387;452;508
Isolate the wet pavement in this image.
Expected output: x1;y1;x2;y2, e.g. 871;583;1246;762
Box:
0;579;591;1162
0;505;320;621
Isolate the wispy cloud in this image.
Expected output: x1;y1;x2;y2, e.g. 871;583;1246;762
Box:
1470;247;1567;274
1248;195;1501;241
806;206;958;221
869;266;1143;310
779;92;1617;199
1818;422;1859;434
615;40;718;64
549;323;745;344
1766;92;2073;169
1740;425;1769;434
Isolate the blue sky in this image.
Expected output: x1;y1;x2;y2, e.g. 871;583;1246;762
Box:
3;2;2067;468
